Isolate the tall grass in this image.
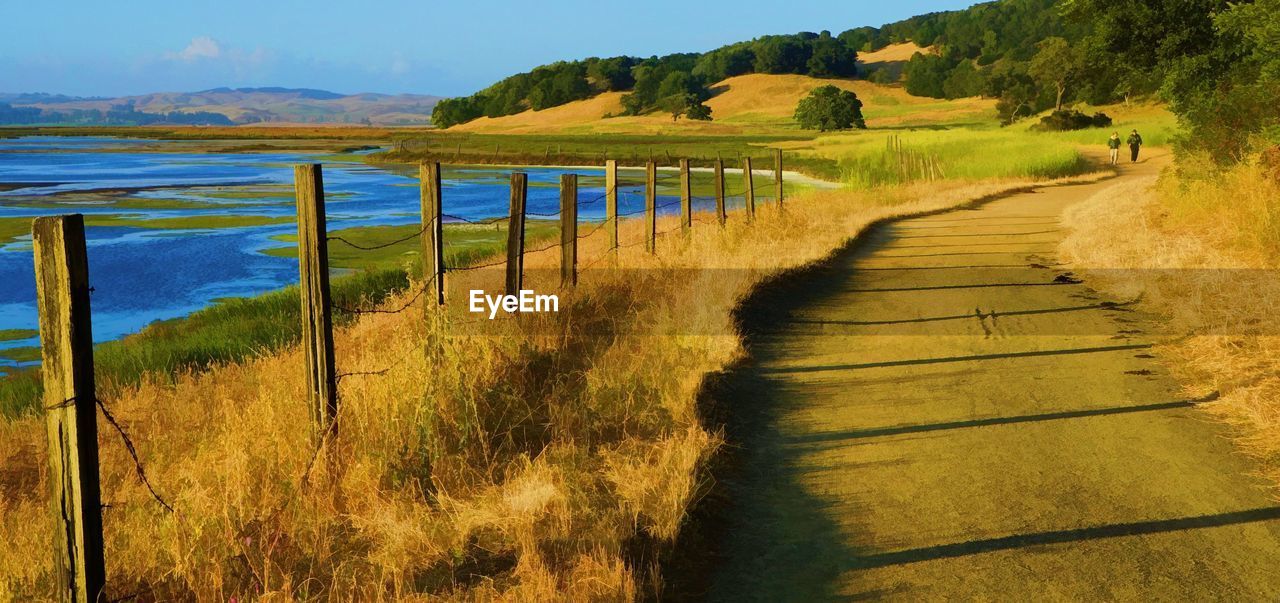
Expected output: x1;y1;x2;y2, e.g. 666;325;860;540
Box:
0;171;1107;600
820;130;1093;188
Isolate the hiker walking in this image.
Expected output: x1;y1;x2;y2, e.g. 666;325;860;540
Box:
1127;129;1143;163
1108;132;1122;166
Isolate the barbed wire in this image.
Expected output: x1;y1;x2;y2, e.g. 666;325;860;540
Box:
443;213;509;226
89;396;175;514
332;275;435;315
327;222;431;251
575;220;608;241
336;351;414;385
578;248;617;272
448;256;508;272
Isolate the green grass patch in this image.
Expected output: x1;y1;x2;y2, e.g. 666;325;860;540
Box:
369;132;844;182
0;347;40;363
86;214;292;230
0;218;32;245
812;129;1094;188
0;329;37;343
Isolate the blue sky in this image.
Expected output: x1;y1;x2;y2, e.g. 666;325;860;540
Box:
0;1;979;97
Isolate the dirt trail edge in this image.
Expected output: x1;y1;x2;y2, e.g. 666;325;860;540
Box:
688;157;1280;601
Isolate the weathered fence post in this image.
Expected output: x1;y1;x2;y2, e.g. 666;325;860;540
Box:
505;172;528;297
774;148;784;208
420;162;445;306
679;159;692;232
32;215;106;603
645;161;657;253
560;174;578;287
743;157;756;222
294;164;338;437
605;159;619;250
714;159;726;227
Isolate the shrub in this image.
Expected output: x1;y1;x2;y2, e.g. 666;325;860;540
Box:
1034;109;1113;131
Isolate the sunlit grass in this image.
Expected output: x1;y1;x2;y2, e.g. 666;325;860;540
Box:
0;169;1109;600
802;129;1093;188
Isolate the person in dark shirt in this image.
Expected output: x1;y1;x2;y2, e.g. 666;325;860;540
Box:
1108;132;1122;166
1127;130;1144;163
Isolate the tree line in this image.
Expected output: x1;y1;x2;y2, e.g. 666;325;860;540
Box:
0;102;234;126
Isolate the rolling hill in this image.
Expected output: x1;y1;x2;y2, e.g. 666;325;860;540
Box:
451;45;994;135
0;87;443;126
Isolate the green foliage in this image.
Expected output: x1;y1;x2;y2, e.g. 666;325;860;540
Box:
903;53;952;98
1067;0;1280;162
942;60;985;99
753;34;815;74
692;44;755;82
794;85;866;131
867;67;898;85
1033;109;1113;131
620;54;707;117
1028;37;1081;111
586;57;637;91
807;31;860;78
685;102;713;121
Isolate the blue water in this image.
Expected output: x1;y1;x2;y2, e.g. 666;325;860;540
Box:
0;136;721;368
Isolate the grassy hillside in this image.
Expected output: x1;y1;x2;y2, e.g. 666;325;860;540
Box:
448;44;978;135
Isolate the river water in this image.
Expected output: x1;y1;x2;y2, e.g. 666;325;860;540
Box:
0;136;728;370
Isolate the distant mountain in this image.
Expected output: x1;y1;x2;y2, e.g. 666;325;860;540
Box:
0;87;443;126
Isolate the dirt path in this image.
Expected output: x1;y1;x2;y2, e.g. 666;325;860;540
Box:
703;155;1280;600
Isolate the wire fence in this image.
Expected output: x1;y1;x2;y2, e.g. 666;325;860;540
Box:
25;155;788;600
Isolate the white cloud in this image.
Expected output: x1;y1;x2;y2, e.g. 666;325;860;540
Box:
390;53;411;76
172;36;222;62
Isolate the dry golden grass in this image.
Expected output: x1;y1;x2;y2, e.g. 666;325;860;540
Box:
1060;156;1280;488
450;73;989;135
858;42;932;65
0;172;1106;601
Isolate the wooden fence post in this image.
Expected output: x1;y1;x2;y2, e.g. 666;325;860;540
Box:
743;157;756;222
679;159;692;232
605;159;619;250
645;161;657;253
294;164;338;437
505;172;528;297
714;159;726;227
560;174;578;287
774;148;784;208
420;163;444;306
32;215;105;603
